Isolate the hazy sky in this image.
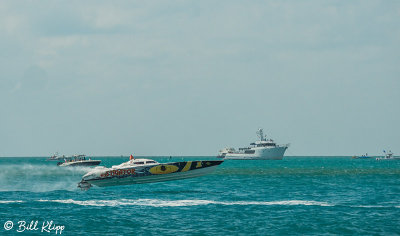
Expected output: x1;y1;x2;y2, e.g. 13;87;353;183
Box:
1;1;399;156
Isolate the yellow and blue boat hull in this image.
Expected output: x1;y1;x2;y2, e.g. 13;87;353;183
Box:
83;160;223;188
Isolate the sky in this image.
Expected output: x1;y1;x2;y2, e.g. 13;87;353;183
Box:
0;0;399;156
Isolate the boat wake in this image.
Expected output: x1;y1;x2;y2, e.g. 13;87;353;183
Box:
0;200;25;204
2;199;400;209
36;199;332;207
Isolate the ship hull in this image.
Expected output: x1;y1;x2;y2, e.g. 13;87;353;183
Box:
223;146;287;160
376;157;400;160
88;165;218;187
58;160;101;167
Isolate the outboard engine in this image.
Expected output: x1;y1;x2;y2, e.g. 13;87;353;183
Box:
77;180;92;191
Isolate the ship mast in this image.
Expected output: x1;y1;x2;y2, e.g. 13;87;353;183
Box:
257;128;266;141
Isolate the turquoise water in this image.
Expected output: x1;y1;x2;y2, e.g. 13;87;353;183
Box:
1;157;399;235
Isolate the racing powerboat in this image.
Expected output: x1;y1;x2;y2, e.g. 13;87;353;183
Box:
57;155;101;167
78;158;223;190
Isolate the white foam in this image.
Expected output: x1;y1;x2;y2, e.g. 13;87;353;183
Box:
36;199;333;207
353;205;388;208
0;200;24;204
227;200;333;207
37;199;114;206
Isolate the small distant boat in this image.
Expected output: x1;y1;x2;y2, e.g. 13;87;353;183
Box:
217;128;289;160
376;151;400;160
57;155;101;167
78;156;223;190
352;153;371;159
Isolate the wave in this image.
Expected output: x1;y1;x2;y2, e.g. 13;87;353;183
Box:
36;199;333;207
3;199;400;208
0;200;24;204
353;205;388;208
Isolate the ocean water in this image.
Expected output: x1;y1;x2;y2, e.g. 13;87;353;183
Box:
1;156;399;235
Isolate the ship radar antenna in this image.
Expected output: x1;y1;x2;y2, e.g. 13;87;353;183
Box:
256;128;266;141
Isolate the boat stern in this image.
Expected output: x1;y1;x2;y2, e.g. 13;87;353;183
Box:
77;180;92;191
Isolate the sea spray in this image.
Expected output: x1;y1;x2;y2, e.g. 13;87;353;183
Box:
0;164;91;192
